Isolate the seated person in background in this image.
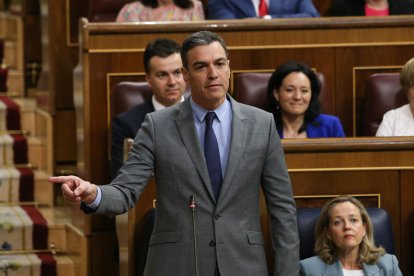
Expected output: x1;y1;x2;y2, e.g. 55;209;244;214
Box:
116;0;204;22
207;0;319;20
300;195;402;276
267;61;345;138
111;38;186;178
329;0;414;16
376;57;414;136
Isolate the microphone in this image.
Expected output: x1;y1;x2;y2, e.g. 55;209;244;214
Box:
190;195;198;276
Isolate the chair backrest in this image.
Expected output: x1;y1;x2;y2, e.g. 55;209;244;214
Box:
362;73;407;136
233;73;273;112
297;207;395;260
110;81;191;118
88;0;131;22
110;81;153;118
232;72;331;114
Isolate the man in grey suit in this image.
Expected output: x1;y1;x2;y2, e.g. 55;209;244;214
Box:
50;31;299;275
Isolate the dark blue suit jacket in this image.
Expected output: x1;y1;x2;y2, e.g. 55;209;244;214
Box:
208;0;319;19
277;114;345;138
111;101;155;178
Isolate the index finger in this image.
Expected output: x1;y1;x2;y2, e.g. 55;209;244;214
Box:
49;175;77;184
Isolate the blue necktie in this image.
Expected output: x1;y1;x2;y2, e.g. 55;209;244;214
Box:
204;112;222;200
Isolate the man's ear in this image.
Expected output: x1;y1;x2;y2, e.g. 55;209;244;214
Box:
145;74;152;88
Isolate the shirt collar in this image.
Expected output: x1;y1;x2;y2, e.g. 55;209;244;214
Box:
152;95;185;111
191;97;230;123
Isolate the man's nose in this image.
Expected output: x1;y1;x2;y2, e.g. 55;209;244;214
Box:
207;65;218;79
167;74;177;85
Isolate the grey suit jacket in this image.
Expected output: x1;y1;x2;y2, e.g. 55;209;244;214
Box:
98;95;299;276
300;255;403;276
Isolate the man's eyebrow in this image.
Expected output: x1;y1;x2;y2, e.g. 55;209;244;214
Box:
191;61;207;67
154;70;168;75
191;57;227;67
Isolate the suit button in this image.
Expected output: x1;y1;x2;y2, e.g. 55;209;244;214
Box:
214;214;221;220
209;240;216;246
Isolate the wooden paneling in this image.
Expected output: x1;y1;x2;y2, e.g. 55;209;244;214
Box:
400;170;414;274
66;0;87;46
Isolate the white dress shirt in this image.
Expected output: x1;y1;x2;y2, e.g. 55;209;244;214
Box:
251;0;270;16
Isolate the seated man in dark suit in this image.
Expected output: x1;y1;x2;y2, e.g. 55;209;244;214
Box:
111;38;186;178
208;0;319;19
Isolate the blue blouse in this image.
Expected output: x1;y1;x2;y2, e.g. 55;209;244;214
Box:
277;114;345;138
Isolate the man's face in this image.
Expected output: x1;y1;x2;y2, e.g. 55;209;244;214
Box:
182;41;230;110
146;53;186;107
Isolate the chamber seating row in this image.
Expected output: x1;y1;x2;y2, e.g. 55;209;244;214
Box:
86;0;331;23
111;72;406;137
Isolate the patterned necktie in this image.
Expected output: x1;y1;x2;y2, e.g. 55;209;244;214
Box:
204;112;223;200
259;0;268;17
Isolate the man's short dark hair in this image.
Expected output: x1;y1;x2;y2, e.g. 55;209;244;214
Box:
181;31;228;69
144;38;181;74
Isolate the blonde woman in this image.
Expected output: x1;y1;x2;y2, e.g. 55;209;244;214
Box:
300;196;402;276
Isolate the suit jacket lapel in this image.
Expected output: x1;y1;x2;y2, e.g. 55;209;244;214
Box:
323;260;344;276
363;262;381;275
175;98;216;201
218;97;248;202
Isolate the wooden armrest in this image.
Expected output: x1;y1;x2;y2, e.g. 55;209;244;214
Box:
123;138;134;161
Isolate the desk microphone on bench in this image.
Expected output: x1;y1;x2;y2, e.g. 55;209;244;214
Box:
190;195;199;276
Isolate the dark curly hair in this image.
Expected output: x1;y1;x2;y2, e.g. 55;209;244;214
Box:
142;0;194;9
267;60;322;134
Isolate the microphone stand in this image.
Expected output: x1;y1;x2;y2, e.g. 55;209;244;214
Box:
190;195;199;276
